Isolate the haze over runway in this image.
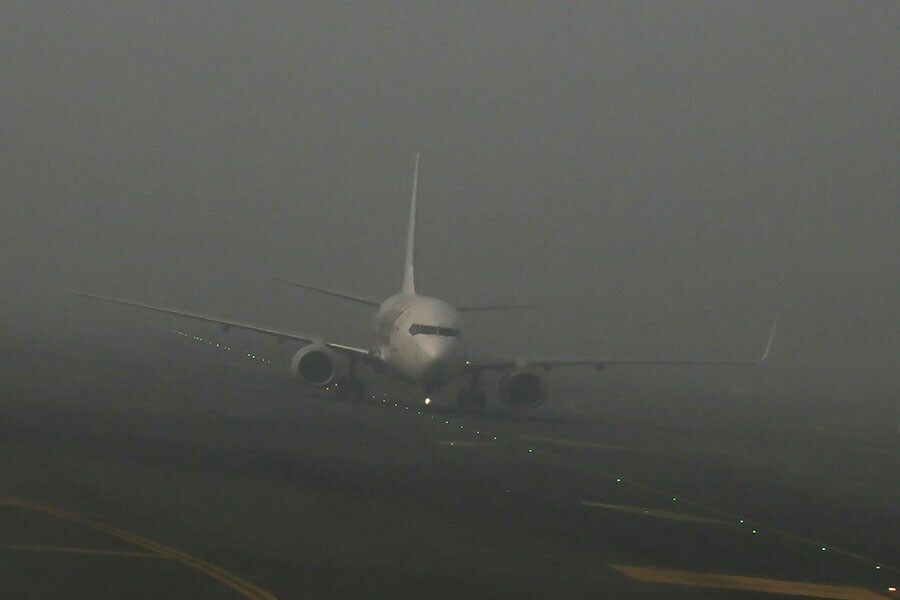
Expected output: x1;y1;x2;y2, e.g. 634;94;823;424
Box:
1;334;898;598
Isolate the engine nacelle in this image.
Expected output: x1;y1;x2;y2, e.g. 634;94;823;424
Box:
290;344;337;387
499;370;545;408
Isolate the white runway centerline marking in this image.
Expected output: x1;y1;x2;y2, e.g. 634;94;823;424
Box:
581;501;735;525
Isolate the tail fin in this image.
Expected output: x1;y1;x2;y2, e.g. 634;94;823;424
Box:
401;153;420;295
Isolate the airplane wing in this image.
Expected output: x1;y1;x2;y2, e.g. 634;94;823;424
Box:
67;291;372;360
464;317;778;372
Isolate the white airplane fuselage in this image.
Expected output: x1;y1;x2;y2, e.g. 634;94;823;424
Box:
373;293;463;389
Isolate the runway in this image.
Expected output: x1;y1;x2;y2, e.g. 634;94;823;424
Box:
1;328;897;599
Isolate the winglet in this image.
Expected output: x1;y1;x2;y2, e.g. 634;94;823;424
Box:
401;153;419;295
756;315;779;364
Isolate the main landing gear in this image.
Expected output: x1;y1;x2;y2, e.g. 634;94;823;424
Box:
337;359;366;402
338;377;366;402
456;373;486;414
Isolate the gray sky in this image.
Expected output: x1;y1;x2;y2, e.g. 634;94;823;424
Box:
2;2;898;402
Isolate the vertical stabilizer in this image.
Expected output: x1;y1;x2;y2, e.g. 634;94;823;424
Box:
401;153;420;295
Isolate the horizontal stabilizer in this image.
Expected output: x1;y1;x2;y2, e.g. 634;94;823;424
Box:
275;279;381;307
457;304;535;312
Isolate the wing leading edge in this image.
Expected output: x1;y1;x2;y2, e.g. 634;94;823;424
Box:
465;316;779;372
67;291;371;359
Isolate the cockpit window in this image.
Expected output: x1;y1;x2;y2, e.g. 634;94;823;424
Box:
409;324;460;338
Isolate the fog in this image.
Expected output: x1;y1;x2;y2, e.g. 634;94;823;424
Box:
2;3;898;409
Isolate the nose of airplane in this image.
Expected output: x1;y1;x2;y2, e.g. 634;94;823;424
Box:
417;337;456;383
418;336;449;362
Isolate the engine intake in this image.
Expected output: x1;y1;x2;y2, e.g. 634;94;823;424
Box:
499;370;545;408
291;344;337;387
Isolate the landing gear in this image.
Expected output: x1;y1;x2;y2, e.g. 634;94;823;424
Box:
337;359;366;402
457;388;486;414
341;377;366;402
456;370;486;414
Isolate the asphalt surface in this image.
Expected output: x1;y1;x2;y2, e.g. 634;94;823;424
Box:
1;327;898;599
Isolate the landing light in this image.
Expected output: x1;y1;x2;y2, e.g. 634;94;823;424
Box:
424;397;431;405
887;587;896;593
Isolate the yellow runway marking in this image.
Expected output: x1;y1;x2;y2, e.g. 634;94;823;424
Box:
0;544;164;558
612;564;888;599
0;497;278;600
581;501;735;525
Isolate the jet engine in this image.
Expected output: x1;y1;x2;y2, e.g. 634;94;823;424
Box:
498;370;545;408
290;344;338;387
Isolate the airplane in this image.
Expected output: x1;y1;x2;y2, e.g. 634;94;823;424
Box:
70;154;777;413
